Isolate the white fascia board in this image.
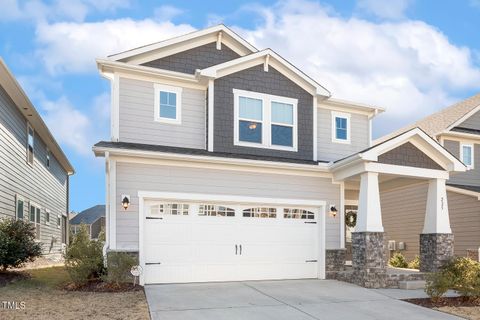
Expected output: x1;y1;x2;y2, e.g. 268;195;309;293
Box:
107;25;257;62
438;130;480;143
92;146;330;173
320;97;385;117
445;104;480;132
138;191;327;207
446;186;480;200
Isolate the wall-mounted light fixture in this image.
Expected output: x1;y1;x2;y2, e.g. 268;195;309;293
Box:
329;205;338;218
121;195;130;210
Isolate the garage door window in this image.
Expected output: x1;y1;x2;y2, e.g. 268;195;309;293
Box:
284;208;315;220
243;207;276;218
150;203;189;216
199;205;235;217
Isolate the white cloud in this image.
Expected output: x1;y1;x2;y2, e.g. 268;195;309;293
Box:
357;0;412;20
35;19;195;74
235;0;480;136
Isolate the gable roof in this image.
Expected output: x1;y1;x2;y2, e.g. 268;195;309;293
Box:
199;49;331;97
0;58;74;175
108;24;257;63
377;93;480;143
70;205;105;225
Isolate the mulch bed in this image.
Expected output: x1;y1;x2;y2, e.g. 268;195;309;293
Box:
0;271;30;287
404;297;480;308
63;280;143;293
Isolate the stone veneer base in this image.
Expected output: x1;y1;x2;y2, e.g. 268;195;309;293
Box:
325;249;346;279
351;232;387;288
420;233;454;273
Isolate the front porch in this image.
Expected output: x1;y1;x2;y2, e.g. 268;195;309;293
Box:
329;128;466;288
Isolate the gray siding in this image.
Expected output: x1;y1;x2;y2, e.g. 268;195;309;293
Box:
316;108;369;162
444;139;480;186
119;77;206;149
115;161;341;250
457;109;480;130
213;65;314;161
142;42;240;74
0;85;68;255
381;183;480;260
378;142;443;170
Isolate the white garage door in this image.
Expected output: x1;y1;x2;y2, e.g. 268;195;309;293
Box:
142;200;323;284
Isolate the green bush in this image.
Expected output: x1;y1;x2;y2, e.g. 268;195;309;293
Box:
389;252;408;268
408;255;420;270
425;257;480;300
102;252;137;286
0;218;42;270
64;224;105;284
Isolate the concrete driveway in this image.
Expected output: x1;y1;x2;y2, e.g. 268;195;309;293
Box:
145;280;460;320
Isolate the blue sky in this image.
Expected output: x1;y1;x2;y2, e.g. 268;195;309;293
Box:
1;0;480;212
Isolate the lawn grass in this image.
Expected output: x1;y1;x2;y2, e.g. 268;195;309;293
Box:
0;266;150;320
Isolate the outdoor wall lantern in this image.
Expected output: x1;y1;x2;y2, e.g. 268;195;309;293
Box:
329;205;338;218
121;195;130;210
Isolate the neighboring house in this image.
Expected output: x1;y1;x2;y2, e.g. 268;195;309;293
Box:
70;205;105;239
93;25;466;287
376;94;480;261
0;58;75;256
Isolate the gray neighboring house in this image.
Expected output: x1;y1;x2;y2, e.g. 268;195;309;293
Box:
377;94;480;261
70;205;106;239
0;58;75;257
93;25;466;288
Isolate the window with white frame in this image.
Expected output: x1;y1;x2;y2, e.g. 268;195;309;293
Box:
234;89;297;151
243;207;277;218
29;203;41;239
199;204;235;217
57;215;61;229
150;203;189;216
15;195;24;220
154;84;182;124
45;209;50;225
27;123;34;165
460;144;474;169
283;208;315;220
331;111;350;143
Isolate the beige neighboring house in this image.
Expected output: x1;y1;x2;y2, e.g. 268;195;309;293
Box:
377;94;480;261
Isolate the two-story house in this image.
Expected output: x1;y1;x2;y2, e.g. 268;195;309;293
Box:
94;25;466;287
0;58;74;257
376;94;480;261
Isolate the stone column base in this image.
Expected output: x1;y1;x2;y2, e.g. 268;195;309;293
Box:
420;233;454;272
352;232;387;288
325;249;346;279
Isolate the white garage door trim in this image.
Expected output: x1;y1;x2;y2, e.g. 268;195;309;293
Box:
138;191;326;285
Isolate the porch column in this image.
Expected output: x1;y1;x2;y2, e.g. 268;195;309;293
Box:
420;178;454;272
352;172;386;288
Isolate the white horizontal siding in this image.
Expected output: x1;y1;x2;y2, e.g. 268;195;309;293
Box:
317;108;369;161
118;77;206;149
115;162;341;250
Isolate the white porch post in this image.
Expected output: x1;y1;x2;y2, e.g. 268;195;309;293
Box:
422;178;451;234
356;172;383;232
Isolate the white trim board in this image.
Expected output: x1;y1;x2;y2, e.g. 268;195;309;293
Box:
446;186;480;200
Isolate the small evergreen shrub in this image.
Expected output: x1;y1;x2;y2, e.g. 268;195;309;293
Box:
64;224;105;284
0;218;42;270
389;252;408;268
102;252;137;286
425;257;480;301
408;255;420;270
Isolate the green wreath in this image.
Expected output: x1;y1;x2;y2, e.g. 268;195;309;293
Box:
345;211;357;228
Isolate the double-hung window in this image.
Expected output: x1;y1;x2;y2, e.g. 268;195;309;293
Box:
154;84;182;124
461;144;474;169
27;123;34;165
234;89;297;151
29;203;41;240
16;195;24;220
332;111;351;143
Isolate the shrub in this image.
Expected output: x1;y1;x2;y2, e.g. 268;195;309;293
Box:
0;218;42;271
425;257;480;301
102;252;137;286
408;255;420;270
64;224;105;284
389;252;408;268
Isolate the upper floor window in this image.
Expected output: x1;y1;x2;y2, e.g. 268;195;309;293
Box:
332;111;350;144
461;144;474;169
154;84;182;124
233;89;297;151
27;123;34;165
46;149;50;169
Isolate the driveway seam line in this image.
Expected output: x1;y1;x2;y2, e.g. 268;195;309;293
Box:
242;283;321;320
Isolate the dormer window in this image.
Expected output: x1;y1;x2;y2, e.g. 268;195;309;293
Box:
154;84;182;124
460;144;474;169
233;89;297;151
332;111;351;144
